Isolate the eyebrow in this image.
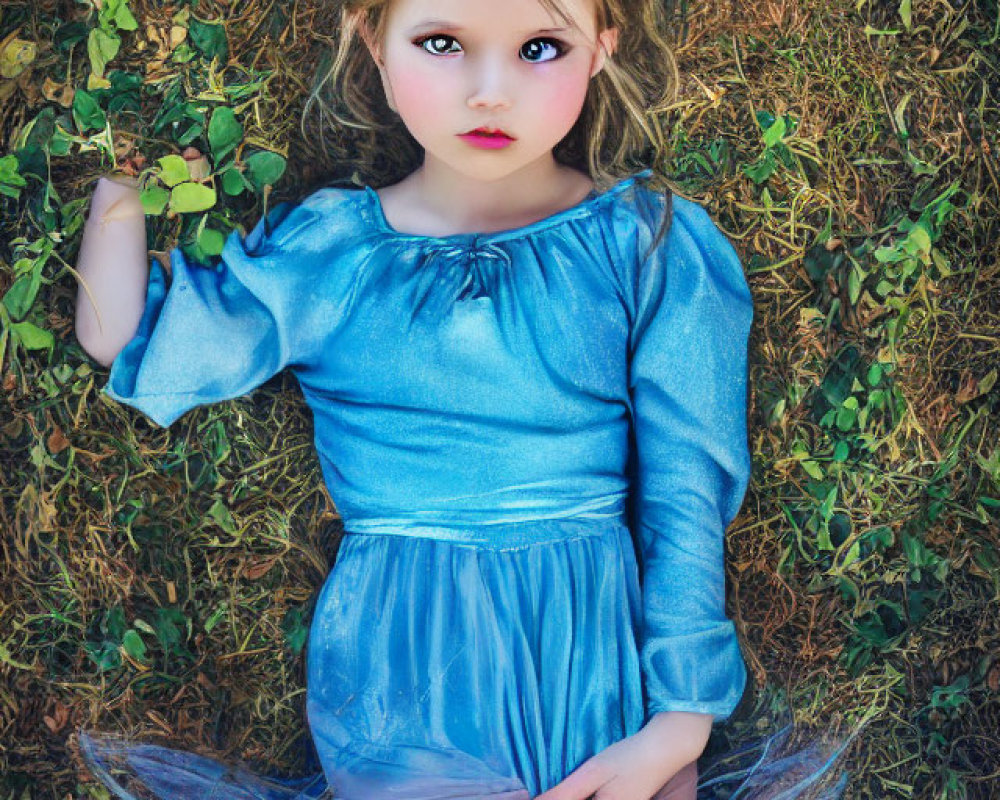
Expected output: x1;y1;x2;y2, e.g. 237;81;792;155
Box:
407;19;570;36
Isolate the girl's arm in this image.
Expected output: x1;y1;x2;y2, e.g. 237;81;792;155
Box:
542;193;752;799
75;176;150;367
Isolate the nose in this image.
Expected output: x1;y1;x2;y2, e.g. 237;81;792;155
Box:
466;53;512;111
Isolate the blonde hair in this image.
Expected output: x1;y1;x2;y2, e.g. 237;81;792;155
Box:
301;0;680;193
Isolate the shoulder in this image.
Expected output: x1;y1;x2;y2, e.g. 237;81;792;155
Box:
618;180;720;247
612;180;750;306
619;181;739;267
242;184;373;255
211;185;374;309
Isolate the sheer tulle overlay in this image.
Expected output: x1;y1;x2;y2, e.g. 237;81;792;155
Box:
79;524;853;799
81;172;853;798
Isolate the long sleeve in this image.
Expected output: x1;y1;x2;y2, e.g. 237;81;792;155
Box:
104;197;325;427
627;190;753;723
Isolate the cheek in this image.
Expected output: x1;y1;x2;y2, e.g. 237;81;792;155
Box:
531;69;592;132
385;59;454;135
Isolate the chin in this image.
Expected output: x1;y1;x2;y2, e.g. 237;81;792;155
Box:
439;161;519;183
451;155;552;184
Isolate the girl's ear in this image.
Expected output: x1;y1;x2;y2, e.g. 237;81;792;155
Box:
358;16;383;66
590;27;619;78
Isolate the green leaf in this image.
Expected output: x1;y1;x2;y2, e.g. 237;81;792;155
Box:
157;154;190;187
244;151;286;190
48;127;73;157
87;28;120;76
867;363;883;387
817;526;834;551
835;404;857;431
801;459;824;480
2;271;42;319
122;629;147;663
204;602;228;633
743;151;776;184
72;89;107;133
841;541;861;569
11;321;54;351
0;154;27;198
207;498;236;534
221;166;248;196
755;110;776;131
133;618;156;636
282;606;309;655
169;182;217;213
847;264;861;305
85;640;121;671
762;115;787;148
114;2;139;31
188;18;229;62
140;184;169;215
875;278;895;297
177;123;204;147
898;0;912;30
197;226;226;256
208;106;243;164
863;24;902;36
153;607;189;652
902;224;932;262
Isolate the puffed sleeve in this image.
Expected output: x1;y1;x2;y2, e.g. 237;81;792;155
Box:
104;198;325;428
627;190;753;723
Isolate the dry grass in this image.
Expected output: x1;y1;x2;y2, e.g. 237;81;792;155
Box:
1;0;998;796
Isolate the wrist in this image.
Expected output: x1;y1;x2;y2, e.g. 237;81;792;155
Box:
98;173;142;190
92;176;145;225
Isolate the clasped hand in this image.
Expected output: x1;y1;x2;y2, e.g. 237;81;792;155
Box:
534;711;712;800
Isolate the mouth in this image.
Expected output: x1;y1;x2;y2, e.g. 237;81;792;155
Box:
461;127;515;140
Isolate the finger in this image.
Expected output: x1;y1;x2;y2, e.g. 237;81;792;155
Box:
535;761;610;800
650;761;698;800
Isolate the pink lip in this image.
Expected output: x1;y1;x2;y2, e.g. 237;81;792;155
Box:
458;128;515;149
458;134;513;149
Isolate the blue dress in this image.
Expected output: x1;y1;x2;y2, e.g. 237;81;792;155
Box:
81;170;759;799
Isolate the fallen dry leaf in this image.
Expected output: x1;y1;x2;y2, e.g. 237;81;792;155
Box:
244;556;279;580
42;76;74;107
47;426;70;454
170;25;187;49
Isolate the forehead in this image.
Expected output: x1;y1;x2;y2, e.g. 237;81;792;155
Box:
384;0;599;35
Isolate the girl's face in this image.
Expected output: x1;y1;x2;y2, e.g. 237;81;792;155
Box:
366;0;617;183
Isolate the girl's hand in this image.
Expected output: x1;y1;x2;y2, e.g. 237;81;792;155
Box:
535;711;712;800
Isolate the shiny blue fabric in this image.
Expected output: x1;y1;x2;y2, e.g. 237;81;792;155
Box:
101;170;755;797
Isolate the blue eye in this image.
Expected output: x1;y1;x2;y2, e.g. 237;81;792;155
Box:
417;35;462;55
520;38;565;63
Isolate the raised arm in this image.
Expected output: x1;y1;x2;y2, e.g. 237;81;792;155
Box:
75;176;149;367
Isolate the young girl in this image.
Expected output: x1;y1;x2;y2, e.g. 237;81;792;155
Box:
75;0;848;797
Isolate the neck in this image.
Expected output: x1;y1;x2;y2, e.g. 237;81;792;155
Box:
408;153;590;234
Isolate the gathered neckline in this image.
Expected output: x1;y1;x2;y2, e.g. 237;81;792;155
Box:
363;169;652;246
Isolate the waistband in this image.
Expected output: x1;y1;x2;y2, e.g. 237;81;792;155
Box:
342;494;629;550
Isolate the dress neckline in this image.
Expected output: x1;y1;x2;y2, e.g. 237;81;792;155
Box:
364;169;652;246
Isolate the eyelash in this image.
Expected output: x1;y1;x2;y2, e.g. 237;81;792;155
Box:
413;35;568;63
